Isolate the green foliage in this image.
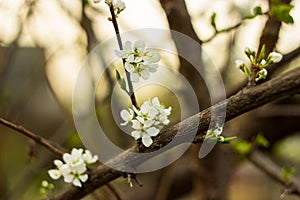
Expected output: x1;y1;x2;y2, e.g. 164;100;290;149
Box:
245;6;263;19
282;167;296;182
233;140;252;155
253;6;263;16
255;133;270;148
257;44;266;63
115;70;127;91
242;64;252;78
270;1;294;24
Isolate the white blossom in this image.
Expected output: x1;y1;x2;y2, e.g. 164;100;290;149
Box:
48;148;98;187
115;40;161;83
268;52;283;63
120;97;171;147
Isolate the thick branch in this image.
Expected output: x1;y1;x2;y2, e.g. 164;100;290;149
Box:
52;66;300;199
159;0;210;109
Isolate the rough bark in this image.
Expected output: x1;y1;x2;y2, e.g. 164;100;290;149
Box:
52;66;300;200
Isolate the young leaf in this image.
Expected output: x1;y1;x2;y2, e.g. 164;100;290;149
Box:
233;140;252;155
258;44;266;63
255;133;270;148
253;6;263;16
282;167;296;182
210;12;218;32
270;3;294;24
115;70;127;91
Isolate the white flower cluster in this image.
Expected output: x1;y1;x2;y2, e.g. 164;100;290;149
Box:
48;148;98;187
120;97;171;147
235;46;283;82
115;40;161;83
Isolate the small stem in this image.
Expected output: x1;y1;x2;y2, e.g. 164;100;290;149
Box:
249;64;258;86
0;118;65;157
108;4;138;108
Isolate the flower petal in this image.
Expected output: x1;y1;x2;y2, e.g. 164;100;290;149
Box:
142;135;153;147
131;73;140;83
134;40;145;52
79;174;88;182
147;127;160;137
62;153;72;164
269;52;282;63
120;109;133;122
132;119;141;130
131;131;141;140
53;159;63;168
125;62;134;72
48;169;61;180
72;178;82;187
60;164;71;175
141;70;150;80
63;173;74;183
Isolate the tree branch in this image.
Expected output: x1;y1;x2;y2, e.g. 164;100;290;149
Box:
52;66;300;199
248;150;300;196
0;118;65;157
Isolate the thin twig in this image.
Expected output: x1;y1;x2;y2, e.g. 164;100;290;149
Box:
0;118;65;157
248;149;300;196
203;22;242;43
108;4;138;108
0;118;123;200
203;11;269;44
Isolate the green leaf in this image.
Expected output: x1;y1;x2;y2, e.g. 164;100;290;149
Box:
258;44;266;63
233;140;252;155
241;65;252;78
253;6;263;16
282;167;296;182
255;133;270;148
210;12;218;32
115;70;127;91
270;3;294;24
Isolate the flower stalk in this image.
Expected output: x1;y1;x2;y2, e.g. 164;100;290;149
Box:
107;3;138;107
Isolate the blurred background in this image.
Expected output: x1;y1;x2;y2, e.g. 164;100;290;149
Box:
0;0;300;199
